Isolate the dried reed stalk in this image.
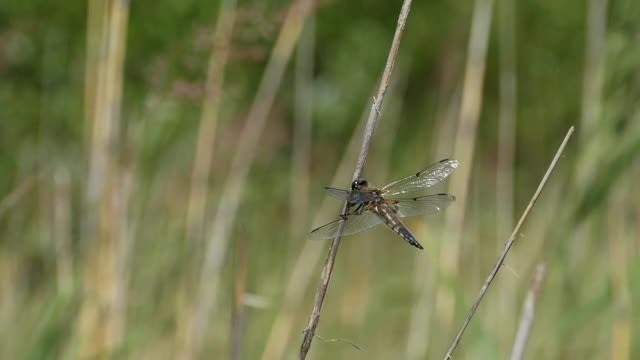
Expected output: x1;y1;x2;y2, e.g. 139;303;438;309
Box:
298;1;414;357
185;0;237;244
77;0;130;357
495;0;518;350
435;0;494;330
179;2;313;359
288;4;314;247
406;88;461;359
176;0;237;353
443;126;575;359
496;0;517;238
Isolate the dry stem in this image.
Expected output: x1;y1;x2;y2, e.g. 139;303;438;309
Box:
185;0;237;244
181;2;313;359
298;0;414;358
443;126;575;359
436;0;494;330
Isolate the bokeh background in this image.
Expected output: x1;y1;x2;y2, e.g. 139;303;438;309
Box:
1;0;639;359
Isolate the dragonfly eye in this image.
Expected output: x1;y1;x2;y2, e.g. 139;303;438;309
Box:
351;179;369;190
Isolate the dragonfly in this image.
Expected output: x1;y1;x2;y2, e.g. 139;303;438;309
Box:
309;159;458;249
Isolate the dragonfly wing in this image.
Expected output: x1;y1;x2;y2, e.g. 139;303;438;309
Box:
323;187;350;201
309;211;382;240
381;159;458;197
393;193;456;217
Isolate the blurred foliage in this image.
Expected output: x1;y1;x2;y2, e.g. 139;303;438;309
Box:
1;0;640;359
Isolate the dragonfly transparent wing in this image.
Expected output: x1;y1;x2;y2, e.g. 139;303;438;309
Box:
309;211;382;240
381;159;458;197
393;194;456;217
323;187;350;201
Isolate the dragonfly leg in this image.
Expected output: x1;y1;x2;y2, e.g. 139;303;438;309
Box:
351;203;366;215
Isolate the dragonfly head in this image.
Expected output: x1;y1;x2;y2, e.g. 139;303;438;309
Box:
351;179;369;191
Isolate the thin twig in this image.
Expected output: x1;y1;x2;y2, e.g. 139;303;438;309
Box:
510;263;547;360
443;126;575;360
298;1;414;358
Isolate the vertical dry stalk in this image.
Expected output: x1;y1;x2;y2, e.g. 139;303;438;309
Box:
83;0;104;135
177;0;237;353
495;0;518;350
185;0;237;244
288;4;315;246
179;2;313;359
298;1;414;358
260;110;366;360
510;263;547;360
573;0;608;210
435;0;494;329
443;126;574;360
406;89;461;360
573;0;608;200
496;0;516;251
260;12;315;359
77;0;130;357
84;0;115;240
580;0;608;144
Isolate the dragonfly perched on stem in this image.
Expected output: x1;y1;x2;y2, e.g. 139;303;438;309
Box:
310;159;458;249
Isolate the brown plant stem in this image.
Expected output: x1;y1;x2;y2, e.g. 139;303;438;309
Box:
443;126;575;360
298;0;414;358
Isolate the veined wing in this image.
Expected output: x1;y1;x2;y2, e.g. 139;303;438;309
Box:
309;211;382;240
381;159;458;197
392;193;456;217
323;187;350;201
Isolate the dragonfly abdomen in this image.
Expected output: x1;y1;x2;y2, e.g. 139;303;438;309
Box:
373;203;424;250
